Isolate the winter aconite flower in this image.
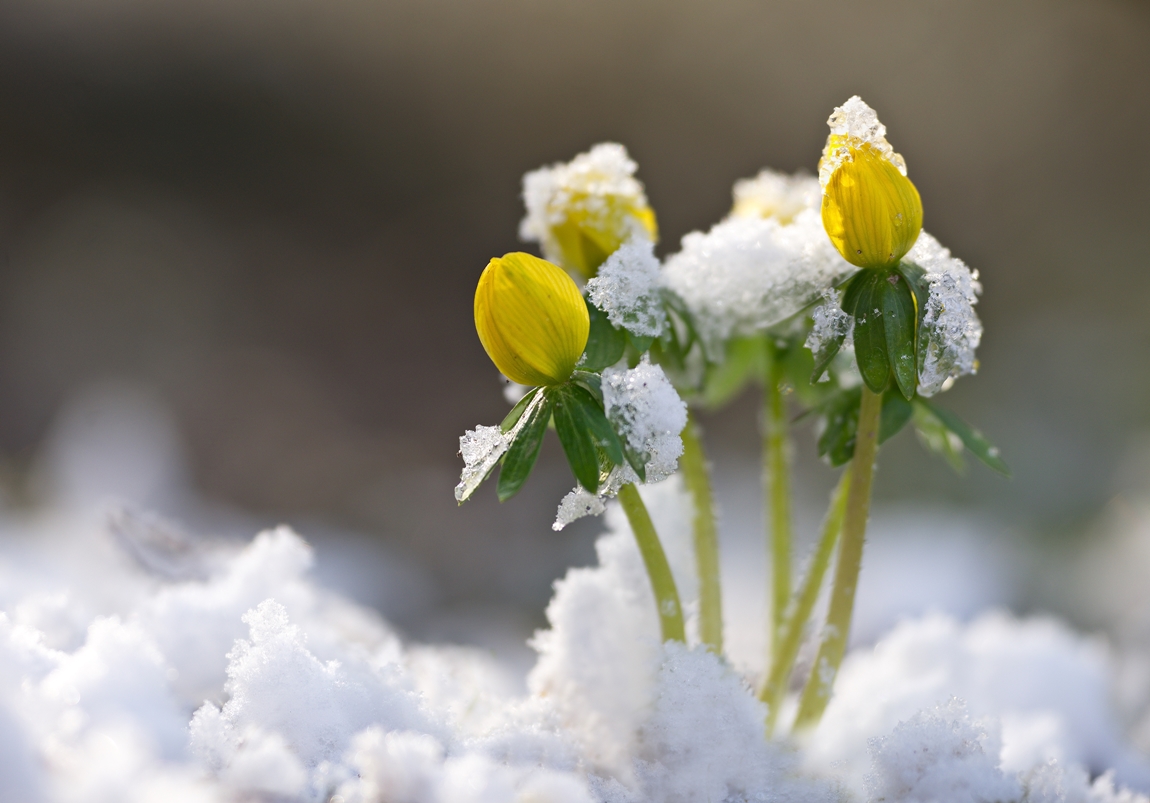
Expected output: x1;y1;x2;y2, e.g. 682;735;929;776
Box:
819;96;922;270
520;143;658;280
474;252;590;387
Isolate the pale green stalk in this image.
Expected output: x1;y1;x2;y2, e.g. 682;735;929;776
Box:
680;412;723;653
759;467;851;735
793;385;883;730
618;483;686;643
764;341;792;659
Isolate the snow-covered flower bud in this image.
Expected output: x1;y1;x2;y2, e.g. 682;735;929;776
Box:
819;96;922;270
474;252;590;387
520;143;658;280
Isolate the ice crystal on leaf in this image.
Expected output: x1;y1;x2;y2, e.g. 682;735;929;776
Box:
602;360;686;484
585;238;667;338
661;210;854;356
806;287;854;381
552;361;686;530
455;425;510;503
909;232;983;396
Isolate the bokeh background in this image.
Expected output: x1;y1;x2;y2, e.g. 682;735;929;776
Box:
0;0;1147;649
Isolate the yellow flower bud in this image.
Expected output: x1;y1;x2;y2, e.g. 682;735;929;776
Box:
520;143;658;280
474;253;590;387
819;98;923;270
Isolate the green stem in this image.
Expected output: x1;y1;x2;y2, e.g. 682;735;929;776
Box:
680;411;723;653
764;340;792;660
618;483;686;643
793;384;883;731
759;467;851;735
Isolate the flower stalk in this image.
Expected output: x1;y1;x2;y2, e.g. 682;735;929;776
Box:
680;411;723;653
793;384;883;730
617;482;686;643
763;340;792;660
759;466;851;734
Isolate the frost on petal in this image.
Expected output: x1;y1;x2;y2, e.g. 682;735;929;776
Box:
661;211;854;357
820;95;908;186
909;232;983;397
585;238;667;338
730;169;821;223
805;288;854;381
602;361;687;483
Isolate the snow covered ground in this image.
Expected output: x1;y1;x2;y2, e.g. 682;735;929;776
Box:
3;385;1150;802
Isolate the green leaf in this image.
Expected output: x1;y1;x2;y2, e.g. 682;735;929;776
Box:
568;383;625;468
851;272;891;393
839;269;867;315
702;336;765;409
917;400;1011;477
497;392;553;501
816;387;862;467
880;390;913;443
912;402;966;473
627;332;655;353
501;387;540;433
621;439;648;483
571;371;603;403
581;297;626;372
881;272;918;401
553;386;602;493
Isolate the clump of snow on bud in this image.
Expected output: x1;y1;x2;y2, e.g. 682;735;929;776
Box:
519;143;651;246
820;95;909;186
730;169;821;223
806;287;854;381
585;238;667;338
910;232;983;397
661;210;855;356
603;360;686;483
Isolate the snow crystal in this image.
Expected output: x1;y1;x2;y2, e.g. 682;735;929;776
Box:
456;392;548;504
730;168;821;223
908;232;983;396
553;361;687;530
806;287;854;380
585;238;667;338
865;698;1021;803
519;143;653;264
553;486;607;531
820;95;908;186
455;425;510;503
603;360;687;483
661;210;855;356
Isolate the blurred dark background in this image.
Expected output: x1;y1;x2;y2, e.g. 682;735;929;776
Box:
0;0;1147;629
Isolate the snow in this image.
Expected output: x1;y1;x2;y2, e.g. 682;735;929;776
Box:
730;169;821;223
585;238;667;338
553;360;687;531
661;209;855;356
4;386;1150;803
820;95;908;185
908;232;984;396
